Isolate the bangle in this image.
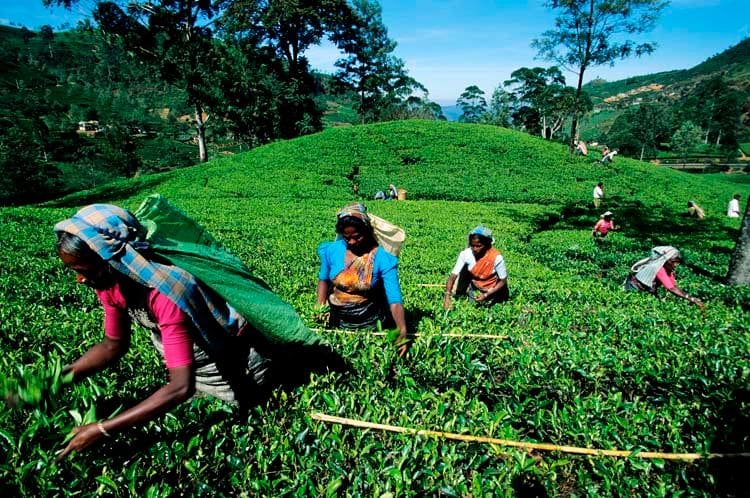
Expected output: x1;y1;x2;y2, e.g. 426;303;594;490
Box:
97;421;111;437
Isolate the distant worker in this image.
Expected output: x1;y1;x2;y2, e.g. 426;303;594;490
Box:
443;226;509;309
593;182;604;208
601;145;610;158
727;194;742;218
687;201;705;220
374;190;386;200
624;246;705;308
601;149;617;164
592;211;616;238
574;140;588;156
388;184;398;200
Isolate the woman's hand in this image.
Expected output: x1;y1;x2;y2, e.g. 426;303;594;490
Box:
57;423;107;460
688;296;706;309
443;292;452;309
475;292;488;302
395;333;411;358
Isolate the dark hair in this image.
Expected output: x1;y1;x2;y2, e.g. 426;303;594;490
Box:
734;194;741;200
597;182;603;187
56;231;99;261
469;234;492;247
335;215;374;237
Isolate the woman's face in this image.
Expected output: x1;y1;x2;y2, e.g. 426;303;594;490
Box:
59;250;115;290
469;236;489;258
664;257;681;273
341;225;367;251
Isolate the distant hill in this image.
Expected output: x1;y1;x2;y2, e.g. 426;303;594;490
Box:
583;37;750;106
579;38;750;144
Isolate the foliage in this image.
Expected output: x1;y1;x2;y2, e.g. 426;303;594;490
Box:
605;102;672;159
672;121;704;161
504;66;591;139
2;120;750;496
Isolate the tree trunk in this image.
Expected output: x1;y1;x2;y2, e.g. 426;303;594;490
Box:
715;129;721;146
195;104;208;163
727;198;750;285
640;144;645;162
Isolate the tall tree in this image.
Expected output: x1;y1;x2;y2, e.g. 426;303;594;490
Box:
533;0;668;151
671;121;702;162
334;0;423;124
221;0;354;137
456;85;487;124
504;66;589;139
484;86;513;127
727;198;750;285
45;0;226;163
607;102;672;160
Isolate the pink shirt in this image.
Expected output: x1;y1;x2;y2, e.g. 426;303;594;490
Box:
654;267;676;290
95;281;194;368
595;219;614;235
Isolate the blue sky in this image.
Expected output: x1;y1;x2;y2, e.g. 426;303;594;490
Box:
3;0;749;104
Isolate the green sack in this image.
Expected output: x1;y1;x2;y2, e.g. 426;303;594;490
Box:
134;194;323;347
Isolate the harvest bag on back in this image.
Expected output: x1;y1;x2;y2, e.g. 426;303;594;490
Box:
134;194;323;346
368;213;405;257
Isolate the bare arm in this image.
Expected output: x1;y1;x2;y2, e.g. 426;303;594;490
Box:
666;285;705;308
64;336;129;382
58;364;195;459
389;303;409;357
443;273;457;309
316;280;330;306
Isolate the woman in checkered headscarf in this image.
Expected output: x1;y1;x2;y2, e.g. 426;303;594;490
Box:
54;203;270;459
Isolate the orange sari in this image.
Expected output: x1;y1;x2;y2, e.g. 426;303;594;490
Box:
329;247;377;306
469;247;501;291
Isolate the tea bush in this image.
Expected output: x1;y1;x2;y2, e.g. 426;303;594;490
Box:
2;120;749;496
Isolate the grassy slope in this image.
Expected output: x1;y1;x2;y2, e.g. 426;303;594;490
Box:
583;38;750;108
2;120;750;496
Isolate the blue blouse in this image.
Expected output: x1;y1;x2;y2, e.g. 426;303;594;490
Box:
317;239;403;305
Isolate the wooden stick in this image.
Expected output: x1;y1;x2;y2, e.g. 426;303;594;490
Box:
311;328;509;340
416;283;443;288
311;413;750;461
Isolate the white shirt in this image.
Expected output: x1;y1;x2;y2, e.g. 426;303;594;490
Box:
727;198;740;218
593;186;603;199
451;248;507;279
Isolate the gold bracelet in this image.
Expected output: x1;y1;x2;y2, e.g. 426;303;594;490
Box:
97;421;111;437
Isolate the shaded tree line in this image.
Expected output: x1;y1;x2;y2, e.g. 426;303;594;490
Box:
1;0;438;204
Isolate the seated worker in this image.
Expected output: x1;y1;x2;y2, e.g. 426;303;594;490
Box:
443;226;509;308
687;201;705;220
623;246;705;308
316;203;408;356
601;149;617;164
592;211;616;238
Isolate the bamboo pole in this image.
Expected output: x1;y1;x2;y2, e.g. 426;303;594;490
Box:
311;328;509;340
311;413;750;461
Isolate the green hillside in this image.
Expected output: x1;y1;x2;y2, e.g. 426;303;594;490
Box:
583;38;750;104
2;121;749;496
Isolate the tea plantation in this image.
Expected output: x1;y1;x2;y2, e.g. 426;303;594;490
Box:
1;120;749;496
